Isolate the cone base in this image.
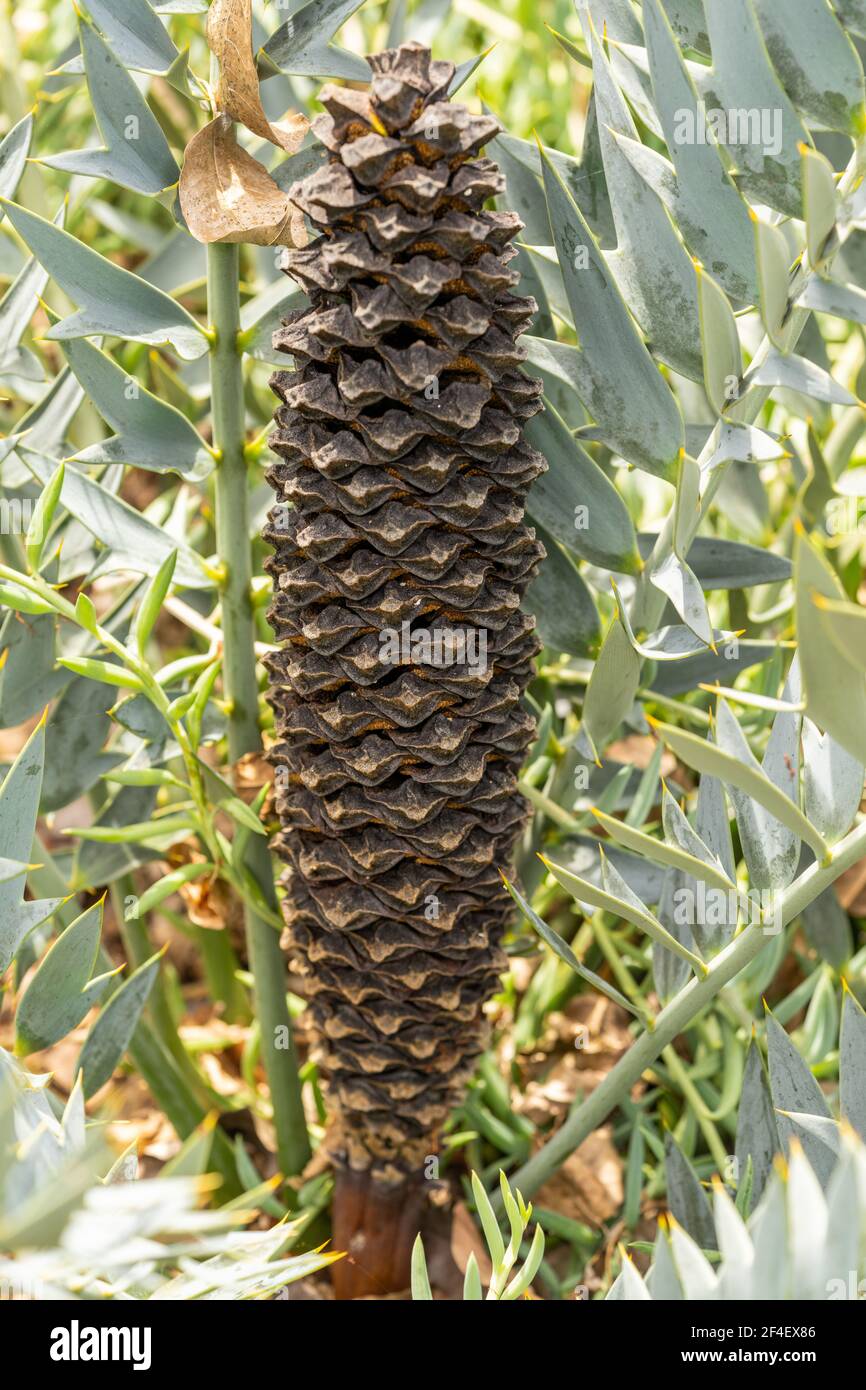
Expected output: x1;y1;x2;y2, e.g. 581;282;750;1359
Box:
331;1167;428;1299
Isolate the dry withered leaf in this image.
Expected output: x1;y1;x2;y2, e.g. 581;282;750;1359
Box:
179;115;306;247
535;1127;624;1228
207;0;308;153
25;1029;88;1097
181;871;236;931
198;1050;245;1099
234;750;275;812
449;1200;493;1284
164;838;235;930
518;996;634;1125
606;733;677;777
108;1087;177;1165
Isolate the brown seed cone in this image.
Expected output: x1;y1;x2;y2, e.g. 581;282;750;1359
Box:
265;42;545;1218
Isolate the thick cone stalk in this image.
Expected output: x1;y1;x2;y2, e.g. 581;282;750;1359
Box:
265;41;544;1295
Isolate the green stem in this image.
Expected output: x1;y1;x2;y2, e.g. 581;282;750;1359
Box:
207;241;310;1177
503;815;866;1206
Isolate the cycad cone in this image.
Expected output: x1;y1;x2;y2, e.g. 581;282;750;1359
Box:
265;41;545;1296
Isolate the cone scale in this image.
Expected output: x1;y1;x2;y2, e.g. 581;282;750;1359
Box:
265;42;545;1296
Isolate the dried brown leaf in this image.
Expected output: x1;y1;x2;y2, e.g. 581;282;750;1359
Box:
606;734;676;777
449;1200;494;1283
535;1127;624;1228
180;874;236;931
207;0;308;153
234;750;274;811
179;115;306;247
519;997;634;1126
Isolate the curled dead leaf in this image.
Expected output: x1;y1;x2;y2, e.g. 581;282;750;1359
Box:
207;0;308;153
179;115;306;247
234;750;274;812
167;838;235;930
180;874;236;932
